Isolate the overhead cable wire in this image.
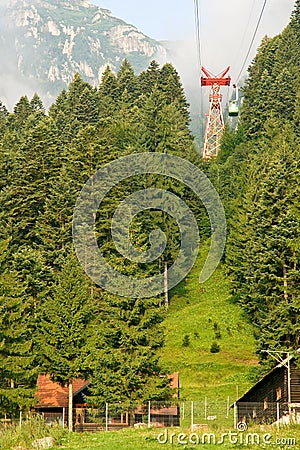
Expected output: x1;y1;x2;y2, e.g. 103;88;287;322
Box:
193;0;204;144
236;0;268;83
233;0;257;72
194;0;202;71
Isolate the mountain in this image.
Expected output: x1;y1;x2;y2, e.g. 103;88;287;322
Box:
0;0;168;108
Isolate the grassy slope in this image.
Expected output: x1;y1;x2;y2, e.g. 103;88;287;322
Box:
49;426;299;450
159;244;259;403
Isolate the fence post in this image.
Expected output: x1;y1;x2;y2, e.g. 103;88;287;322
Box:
204;397;207;420
277;403;280;429
19;410;22;429
233;402;237;429
182;402;185;420
62;407;65;428
148;401;151;428
191;401;194;432
226;396;229;418
105;403;108;432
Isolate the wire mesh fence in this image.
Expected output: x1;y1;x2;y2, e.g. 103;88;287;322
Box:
235;401;300;426
42;400;235;432
3;400;299;432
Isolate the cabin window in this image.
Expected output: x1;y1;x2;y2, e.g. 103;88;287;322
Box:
276;387;282;401
264;397;268;410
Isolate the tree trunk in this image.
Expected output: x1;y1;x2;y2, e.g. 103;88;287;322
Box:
68;381;73;432
283;263;288;301
164;260;168;310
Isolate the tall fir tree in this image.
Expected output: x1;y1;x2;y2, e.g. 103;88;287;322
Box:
0;240;36;418
36;254;96;431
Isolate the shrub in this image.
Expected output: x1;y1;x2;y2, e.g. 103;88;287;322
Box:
210;341;220;353
215;330;221;339
182;334;190;347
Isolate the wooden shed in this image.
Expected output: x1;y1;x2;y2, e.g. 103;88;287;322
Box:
35;372;180;431
35;375;89;427
235;354;300;424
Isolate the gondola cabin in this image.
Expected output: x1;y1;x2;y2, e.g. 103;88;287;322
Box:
228;100;239;117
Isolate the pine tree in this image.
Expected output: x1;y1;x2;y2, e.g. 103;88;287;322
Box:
0;100;9;134
9;96;32;131
158;63;190;124
49;74;96;145
272;68;296;121
36;254;96;431
74;86;98;126
30;93;45;114
98;65;119;117
117;59;140;104
88;292;171;411
0;240;36;418
0;117;61;249
226;122;300;354
138;60;160;94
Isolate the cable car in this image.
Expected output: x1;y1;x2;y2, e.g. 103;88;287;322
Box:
228;84;239;117
229;100;239;117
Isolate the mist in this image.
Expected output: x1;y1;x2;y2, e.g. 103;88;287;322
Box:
0;0;295;112
165;0;295;139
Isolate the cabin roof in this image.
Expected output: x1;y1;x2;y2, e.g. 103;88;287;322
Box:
233;352;297;405
35;372;179;408
35;375;89;408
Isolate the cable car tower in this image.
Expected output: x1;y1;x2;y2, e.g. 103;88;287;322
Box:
201;66;231;159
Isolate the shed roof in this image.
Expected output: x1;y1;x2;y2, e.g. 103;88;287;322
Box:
35;375;89;408
233;352;297;405
35;372;179;408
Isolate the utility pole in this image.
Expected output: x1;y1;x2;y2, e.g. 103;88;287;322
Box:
263;350;292;421
164;260;169;310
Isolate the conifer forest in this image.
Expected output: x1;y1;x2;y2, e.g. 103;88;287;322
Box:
0;1;299;426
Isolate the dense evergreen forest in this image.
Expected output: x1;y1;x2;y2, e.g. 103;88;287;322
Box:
0;59;201;417
209;2;300;364
0;1;299;420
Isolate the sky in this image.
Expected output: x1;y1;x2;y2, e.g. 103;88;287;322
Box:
95;0;295;83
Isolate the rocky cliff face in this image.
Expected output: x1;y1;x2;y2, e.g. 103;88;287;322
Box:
0;0;168;106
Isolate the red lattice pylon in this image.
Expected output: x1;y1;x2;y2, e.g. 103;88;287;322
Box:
201;67;231;159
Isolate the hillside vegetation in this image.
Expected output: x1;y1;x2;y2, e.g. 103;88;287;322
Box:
208;1;300;367
0;1;299;433
160;247;257;402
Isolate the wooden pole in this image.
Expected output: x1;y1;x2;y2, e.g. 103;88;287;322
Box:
288;355;292;422
68;381;73;432
283;264;288;301
148;401;151;428
234;402;237;429
105;403;108;432
164;261;168;310
226;396;230;418
191;401;194;432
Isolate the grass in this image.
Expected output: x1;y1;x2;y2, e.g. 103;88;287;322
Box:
0;416;66;450
2;421;300;450
50;425;299;450
159;243;258;403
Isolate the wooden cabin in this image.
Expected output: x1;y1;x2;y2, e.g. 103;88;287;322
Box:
35;372;180;431
235;355;300;424
35;375;89;427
